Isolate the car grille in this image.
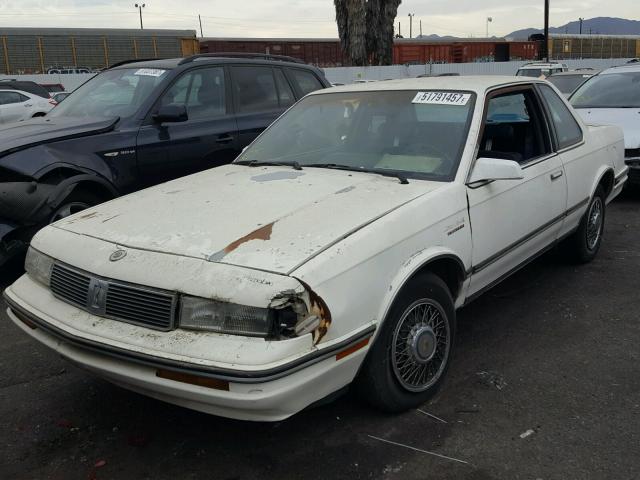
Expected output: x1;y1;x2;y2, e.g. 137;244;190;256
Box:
50;263;177;331
625;148;640;159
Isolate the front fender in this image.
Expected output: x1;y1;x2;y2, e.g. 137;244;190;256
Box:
373;247;469;342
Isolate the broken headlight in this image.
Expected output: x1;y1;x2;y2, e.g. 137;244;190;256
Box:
24;247;54;287
179;296;276;337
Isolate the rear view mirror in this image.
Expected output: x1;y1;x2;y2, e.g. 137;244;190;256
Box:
153;105;188;124
468;157;525;184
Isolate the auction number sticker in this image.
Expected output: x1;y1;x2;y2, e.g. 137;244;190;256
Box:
412;91;471;106
134;68;167;77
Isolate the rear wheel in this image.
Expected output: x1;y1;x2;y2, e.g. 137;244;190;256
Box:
563;186;606;263
355;273;455;412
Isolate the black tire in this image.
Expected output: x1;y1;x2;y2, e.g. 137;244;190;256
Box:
48;190;103;225
355;272;456;413
563;185;606;264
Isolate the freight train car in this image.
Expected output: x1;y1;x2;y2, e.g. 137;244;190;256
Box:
0;28;199;75
549;34;640;60
393;38;538;64
200;37;539;67
200;38;350;67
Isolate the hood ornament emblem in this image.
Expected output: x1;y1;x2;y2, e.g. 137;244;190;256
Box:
109;250;127;262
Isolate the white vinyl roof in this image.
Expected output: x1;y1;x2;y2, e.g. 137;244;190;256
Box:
312;76;541;95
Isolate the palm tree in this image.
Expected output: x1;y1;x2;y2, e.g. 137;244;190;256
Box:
334;0;401;66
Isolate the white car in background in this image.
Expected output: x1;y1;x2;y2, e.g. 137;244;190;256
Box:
0;89;56;124
570;64;640;185
5;77;627;421
516;62;568;79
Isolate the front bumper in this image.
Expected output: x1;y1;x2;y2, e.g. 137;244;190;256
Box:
625;158;640;185
4;281;374;421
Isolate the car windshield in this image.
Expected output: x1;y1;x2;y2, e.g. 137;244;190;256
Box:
547;75;590;94
49;68;168;120
235;90;475;181
570;71;640;108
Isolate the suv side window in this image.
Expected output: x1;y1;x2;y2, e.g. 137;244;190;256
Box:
479;88;551;164
0;91;27;105
160;67;226;120
233;66;279;114
288;69;323;96
538;84;583;149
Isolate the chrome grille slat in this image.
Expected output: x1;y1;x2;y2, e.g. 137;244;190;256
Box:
49;262;176;331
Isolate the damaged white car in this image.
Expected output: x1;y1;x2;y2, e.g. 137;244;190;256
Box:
5;77;628;421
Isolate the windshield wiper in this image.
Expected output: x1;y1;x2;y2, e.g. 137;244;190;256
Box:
235;160;302;170
306;163;409;184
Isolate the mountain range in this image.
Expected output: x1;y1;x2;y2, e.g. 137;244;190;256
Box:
506;17;640;39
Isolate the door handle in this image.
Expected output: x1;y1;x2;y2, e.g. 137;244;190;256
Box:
550;170;564;181
216;134;234;144
24;104;33;107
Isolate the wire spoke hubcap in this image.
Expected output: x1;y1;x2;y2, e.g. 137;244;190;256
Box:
391;299;451;392
586;197;603;251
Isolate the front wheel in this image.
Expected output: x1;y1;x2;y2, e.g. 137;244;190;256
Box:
48;191;103;224
563;186;606;263
355;273;456;412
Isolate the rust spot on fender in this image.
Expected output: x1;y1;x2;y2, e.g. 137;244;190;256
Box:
208;222;275;262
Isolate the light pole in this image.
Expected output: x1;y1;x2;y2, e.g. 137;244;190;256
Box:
135;3;146;30
486;17;493;38
543;0;549;60
408;13;415;39
579;17;584;35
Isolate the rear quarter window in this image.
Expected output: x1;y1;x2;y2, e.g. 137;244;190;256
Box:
288;69;324;96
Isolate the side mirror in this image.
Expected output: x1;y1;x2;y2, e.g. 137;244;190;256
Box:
153;104;188;124
467;157;525;184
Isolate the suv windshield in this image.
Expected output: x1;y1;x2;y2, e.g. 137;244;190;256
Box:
49;68;168;120
571;71;640;108
235;90;475;181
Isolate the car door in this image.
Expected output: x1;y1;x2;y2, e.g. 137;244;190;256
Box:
231;65;295;148
136;65;239;185
537;83;592;239
0;91;32;124
466;85;568;297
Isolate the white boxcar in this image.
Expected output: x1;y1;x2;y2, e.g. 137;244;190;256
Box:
5;76;628;421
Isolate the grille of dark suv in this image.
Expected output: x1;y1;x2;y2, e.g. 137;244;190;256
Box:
49;263;177;331
625;148;640;159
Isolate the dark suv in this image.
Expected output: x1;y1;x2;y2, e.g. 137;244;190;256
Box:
0;54;330;265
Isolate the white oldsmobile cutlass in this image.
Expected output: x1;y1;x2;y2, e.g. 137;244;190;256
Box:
5;77;628;421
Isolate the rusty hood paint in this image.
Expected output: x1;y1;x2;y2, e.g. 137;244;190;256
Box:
54;164;443;274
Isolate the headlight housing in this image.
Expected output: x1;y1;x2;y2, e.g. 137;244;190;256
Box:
24;247;54;287
180;296;276;337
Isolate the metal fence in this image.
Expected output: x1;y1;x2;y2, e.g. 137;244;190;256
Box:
324;58;634;85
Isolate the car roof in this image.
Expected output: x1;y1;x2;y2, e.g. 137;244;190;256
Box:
311;76;544;95
549;71;597;77
519;62;565;68
111;56;321;71
601;64;640;74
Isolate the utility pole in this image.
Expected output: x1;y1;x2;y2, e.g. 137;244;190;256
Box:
486;17;493;38
579;17;584;34
198;14;204;38
543;0;549;61
408;13;415;39
135;3;146;30
419;20;422;38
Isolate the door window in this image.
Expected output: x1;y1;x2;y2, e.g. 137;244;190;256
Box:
288;69;323;96
274;69;295;108
538;84;583;149
479;89;551;164
233;66;279;114
0;91;28;105
160;67;226;120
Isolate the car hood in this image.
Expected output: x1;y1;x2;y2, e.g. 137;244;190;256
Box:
575;108;640;149
54;164;442;274
0;116;118;159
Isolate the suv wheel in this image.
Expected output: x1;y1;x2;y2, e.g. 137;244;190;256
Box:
49;191;102;224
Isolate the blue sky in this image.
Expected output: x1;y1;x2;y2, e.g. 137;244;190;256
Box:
0;0;637;37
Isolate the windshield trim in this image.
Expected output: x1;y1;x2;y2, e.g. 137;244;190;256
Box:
233;88;477;183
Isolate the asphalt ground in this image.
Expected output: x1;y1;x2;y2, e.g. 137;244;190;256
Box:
1;189;639;480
